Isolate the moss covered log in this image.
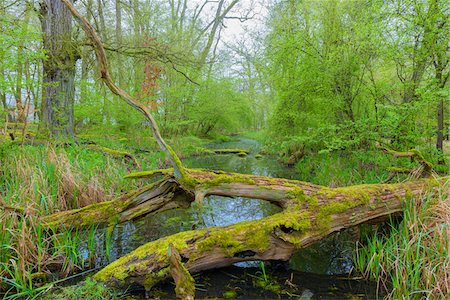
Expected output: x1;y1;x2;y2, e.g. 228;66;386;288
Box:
42;179;192;230
377;144;434;177
35;166;448;293
92;176;446;291
193;148;250;156
41;167;446;231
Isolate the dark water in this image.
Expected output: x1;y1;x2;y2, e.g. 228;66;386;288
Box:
87;138;383;298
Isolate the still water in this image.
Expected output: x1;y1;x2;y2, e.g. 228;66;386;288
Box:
98;138;383;298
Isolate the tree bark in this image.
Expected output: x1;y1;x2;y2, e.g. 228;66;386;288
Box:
39;0;77;139
436;98;444;152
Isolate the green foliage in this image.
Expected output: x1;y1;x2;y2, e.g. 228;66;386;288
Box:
295;149;402;186
263;0;450;164
249;262;281;294
187;78;253;136
44;277;122;300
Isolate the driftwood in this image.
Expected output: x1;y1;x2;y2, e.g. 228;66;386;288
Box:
39;167;448;292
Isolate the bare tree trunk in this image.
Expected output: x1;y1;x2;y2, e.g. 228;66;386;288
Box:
437;98;444;152
39;0;77;139
132;0;142;95
80;0;93;107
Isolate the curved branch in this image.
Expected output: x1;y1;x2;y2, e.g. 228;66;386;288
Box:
60;0;185;179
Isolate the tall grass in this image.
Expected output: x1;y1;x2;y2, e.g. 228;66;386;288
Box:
354;181;449;299
0;142;157;297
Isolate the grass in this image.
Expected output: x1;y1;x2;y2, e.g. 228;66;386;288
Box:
1;132;448;298
354;180;449;299
0;140;159;298
248;262;281;294
0;132;227;297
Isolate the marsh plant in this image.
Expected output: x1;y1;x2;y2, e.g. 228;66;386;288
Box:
0;143;151;298
355;181;449;299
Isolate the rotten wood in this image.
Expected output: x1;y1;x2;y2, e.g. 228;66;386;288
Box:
90;173;447;292
168;243;195;300
35;166;449;293
86;144;140;168
377;144;435;180
42;179;192;230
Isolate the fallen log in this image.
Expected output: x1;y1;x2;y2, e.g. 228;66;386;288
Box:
38;167;447;292
377;144;434;180
87;144;140;168
91;175;446;292
42;179;192;230
42;167;445;230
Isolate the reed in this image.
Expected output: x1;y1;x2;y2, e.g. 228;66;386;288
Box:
355;180;449;299
0;142;156;297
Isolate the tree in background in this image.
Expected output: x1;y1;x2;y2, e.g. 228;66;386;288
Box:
39;0;78;139
264;0;449;161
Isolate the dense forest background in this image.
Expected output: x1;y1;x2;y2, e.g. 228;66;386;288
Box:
1;0;449;163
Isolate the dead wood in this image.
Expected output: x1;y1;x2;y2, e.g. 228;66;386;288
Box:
168;243;195;300
377;144;434;180
90;173;447;292
36;166;448;292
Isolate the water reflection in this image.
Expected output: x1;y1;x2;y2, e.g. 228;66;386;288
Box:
106;138;360;276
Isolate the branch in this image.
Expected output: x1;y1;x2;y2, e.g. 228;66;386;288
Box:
60;0;186;179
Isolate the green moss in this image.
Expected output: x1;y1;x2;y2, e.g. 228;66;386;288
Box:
87;144;131;156
166;144;187;180
197;172;256;188
94;230;205;286
255;154;263;159
389;167;412;173
286;187;305;200
43;200;119;228
237;152;248;157
124;168;173;179
223;290;237;299
213;149;250;154
312;185;383;233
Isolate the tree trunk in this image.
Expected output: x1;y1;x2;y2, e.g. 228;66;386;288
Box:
115;0;123;87
437;98;444;152
39;0;77;139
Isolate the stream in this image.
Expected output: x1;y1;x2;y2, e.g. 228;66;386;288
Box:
89;138;384;299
